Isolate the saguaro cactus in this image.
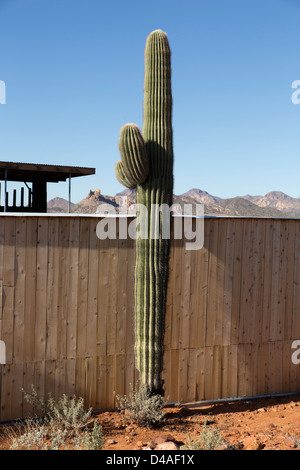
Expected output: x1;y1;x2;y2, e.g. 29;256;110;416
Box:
115;30;173;394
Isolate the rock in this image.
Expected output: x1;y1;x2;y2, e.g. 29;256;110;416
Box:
94;189;101;198
106;438;117;445
136;441;144;448
284;437;296;448
255;407;266;413
156;441;180;451
243;435;261;450
154;434;174;445
147;440;156;450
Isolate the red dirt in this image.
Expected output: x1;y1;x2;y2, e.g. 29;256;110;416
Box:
1;394;300;450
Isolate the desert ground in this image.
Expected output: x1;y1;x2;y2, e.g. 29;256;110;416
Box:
1;394;299;451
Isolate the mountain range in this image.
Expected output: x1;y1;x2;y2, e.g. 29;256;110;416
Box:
47;189;300;218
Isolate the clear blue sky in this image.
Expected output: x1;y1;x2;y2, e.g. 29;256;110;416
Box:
0;0;300;203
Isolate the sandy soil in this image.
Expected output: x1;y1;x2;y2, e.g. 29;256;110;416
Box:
98;395;300;451
1;394;300;450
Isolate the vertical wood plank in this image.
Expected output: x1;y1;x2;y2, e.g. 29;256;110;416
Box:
170;223;183;351
215;219;226;346
115;221;129;355
270;220;280;342
106;233;118;356
239;219;253;344
0;218;5;284
46;217;59;360
179;247;192;349
58;217;69;359
186;349;197;402
195;348;205;401
204;346;214;400
67;218;79;359
223;220;234;346
3;217;16;288
168;349;179;403
77;218;90;357
2;218;16;365
125;234;135;356
10;362;24;420
2;286;14;365
277;221;287;341
285;221;295;340
194;224;209;349
253;220;265;345
262;220;273;343
206;219;219;346
23;217;37;362
86;219;99;358
35;217;48;361
1;365;12;421
14;217;26;363
292;221;300;340
230;219;243;345
228;344;238;398
178;348;188;402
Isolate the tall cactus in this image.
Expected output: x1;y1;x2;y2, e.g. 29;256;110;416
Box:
115;30;173;394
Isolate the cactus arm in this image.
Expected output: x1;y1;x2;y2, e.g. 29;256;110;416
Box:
117;123;149;188
114;160;136;189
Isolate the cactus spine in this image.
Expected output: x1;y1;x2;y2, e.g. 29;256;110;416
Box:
115;30;173;394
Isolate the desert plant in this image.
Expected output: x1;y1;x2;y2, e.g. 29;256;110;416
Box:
21;385;46;415
8;387;105;450
46;394;92;434
21;386;92;435
9;420;105;451
182;419;223;450
114;29;174;395
116;383;165;428
9;421;69;450
75;420;105;450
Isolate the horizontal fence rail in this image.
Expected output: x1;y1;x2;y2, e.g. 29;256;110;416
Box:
0;215;300;421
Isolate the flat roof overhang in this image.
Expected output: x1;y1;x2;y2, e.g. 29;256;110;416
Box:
0;161;95;182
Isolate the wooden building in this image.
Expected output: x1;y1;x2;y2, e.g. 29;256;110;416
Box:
0;161;95;213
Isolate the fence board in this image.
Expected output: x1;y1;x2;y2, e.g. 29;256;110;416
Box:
35;218;48;361
24;218;37;362
14;218;26;363
77;218;90;358
46;218;59;360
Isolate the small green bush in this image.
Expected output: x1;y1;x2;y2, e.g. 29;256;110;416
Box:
76;420;105;450
21;385;92;435
9;423;48;450
116;383;165;428
182;419;223;450
47;394;92;434
8;386;105;450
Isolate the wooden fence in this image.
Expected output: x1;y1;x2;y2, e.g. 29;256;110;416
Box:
0;215;300;421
